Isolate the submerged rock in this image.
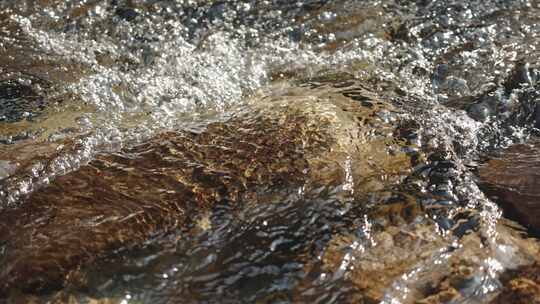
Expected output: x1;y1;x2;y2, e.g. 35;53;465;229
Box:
478;139;540;236
293;201;540;303
491;262;540;304
0;82;412;296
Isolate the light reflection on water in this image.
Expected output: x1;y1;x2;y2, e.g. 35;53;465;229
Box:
0;0;540;303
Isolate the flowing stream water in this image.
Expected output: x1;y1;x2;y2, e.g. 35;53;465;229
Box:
1;0;540;303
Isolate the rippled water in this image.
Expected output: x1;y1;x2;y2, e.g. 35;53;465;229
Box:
1;0;540;303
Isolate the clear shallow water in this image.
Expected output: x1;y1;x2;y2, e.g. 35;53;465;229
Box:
1;0;540;303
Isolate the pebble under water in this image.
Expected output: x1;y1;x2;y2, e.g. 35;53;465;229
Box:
1;0;540;303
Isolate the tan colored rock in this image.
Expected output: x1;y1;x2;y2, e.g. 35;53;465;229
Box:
298;211;540;304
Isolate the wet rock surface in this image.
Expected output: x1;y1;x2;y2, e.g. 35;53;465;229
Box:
478;139;540;236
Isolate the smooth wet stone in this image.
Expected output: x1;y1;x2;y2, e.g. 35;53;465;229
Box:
0;82;412;295
467;102;492;122
478;139;540;236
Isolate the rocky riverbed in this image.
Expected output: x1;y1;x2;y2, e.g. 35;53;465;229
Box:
1;0;540;303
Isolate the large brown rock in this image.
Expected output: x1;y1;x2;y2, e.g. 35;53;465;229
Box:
0;82;412;296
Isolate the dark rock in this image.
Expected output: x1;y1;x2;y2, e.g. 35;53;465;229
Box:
478;139;540;236
115;7;139;21
504;61;539;94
